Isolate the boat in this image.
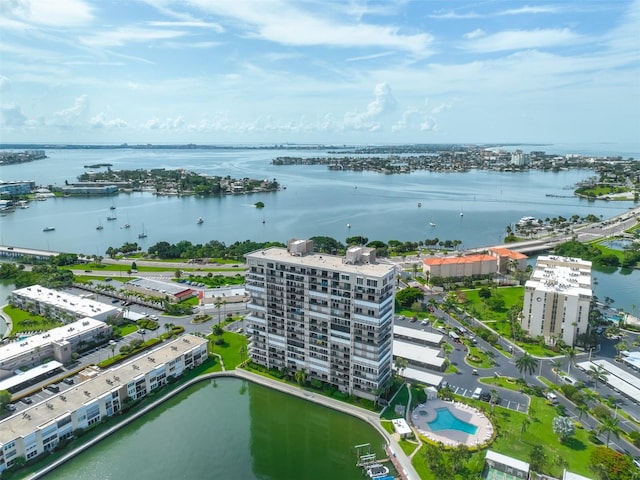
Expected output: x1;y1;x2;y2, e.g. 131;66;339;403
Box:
121;223;130;229
196;217;204;224
43;227;55;232
109;205;116;210
365;464;390;479
417;202;422;207
429;222;436;227
460;212;464;217
96;220;103;230
107;215;117;221
138;224;147;239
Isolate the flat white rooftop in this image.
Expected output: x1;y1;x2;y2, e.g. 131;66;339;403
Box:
485;450;530;473
393;340;444;368
12;285;118;318
0;361;63;392
247;247;395;277
0;318;108;363
563;470;593;480
576;360;640;401
527;255;592;296
0;335;208;444
621;351;640;371
400;366;442;387
126;277;192;296
391;418;412;435
393;325;443;345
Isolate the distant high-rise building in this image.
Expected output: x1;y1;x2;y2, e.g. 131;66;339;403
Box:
511;150;530;166
521;255;592;346
245;239;396;400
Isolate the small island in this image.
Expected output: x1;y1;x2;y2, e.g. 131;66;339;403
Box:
73;168;280;197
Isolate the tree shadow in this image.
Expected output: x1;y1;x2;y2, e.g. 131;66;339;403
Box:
563;437;586;451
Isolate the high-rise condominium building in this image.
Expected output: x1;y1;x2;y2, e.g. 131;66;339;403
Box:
245;239;396;400
521;255;592;346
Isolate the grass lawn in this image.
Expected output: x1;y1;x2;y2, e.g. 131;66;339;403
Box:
209;332;247;370
462;286;525;323
381;383;409;420
118;324;139;336
467;345;495;369
491;396;595;478
3;305;62;334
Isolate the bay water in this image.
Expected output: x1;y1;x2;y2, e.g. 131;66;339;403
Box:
45;378;386;480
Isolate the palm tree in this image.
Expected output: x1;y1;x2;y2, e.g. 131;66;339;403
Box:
552;360;562;382
214;298;222;324
564;347;577;375
515;353;538;380
597;415;621;447
588;364;608;391
576;403;589;420
294;369;307;386
520;417;530;436
394;357;409;377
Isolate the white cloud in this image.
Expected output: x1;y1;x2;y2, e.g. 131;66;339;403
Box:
145;116;186;130
0;75;11;91
0;104;27;126
1;0;94;27
343;82;397;131
464;29;485;40
90;112;128;129
53;95;90;125
80;28;187;48
181;0;434;56
462;28;582;53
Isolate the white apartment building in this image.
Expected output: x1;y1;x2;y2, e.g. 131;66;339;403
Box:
0;334;208;473
245;239;396;400
0;318;111;382
521;255;592;346
11;285;118;322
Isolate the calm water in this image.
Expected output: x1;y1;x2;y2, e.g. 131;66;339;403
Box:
45;378;385;480
0;147;638;310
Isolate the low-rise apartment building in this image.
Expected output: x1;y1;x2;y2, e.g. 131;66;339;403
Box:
10;285;118;322
0;318;111;382
0;334;208;473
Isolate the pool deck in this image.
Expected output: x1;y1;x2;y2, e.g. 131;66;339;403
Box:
410;399;494;447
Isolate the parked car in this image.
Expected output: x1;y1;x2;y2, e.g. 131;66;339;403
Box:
479;391;491;402
22;396;33;404
63;377;74;385
5;404;16;412
48;384;60;393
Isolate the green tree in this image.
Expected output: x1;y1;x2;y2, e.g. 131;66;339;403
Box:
589;446;634;480
552;416;575;442
597;415;621;447
294;369;307;386
395;287;424;308
515;353;538;380
528;444;547;473
0;390;11;409
588;364;608;391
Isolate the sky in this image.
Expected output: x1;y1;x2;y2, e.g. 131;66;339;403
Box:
0;0;639;145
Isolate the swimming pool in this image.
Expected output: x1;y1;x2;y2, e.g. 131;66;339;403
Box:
428;408;478;434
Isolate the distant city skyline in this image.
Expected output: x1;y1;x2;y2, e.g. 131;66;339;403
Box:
1;0;639;145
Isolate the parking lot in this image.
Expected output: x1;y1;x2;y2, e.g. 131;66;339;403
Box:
446;383;529;413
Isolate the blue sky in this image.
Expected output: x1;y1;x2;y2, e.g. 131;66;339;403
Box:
0;0;639;144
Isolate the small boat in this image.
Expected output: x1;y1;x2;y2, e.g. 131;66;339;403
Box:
365;464;390;479
417;202;422;207
96;220;103;230
138;224;147;239
109;205;116;210
43;227;55;232
107;215;117;221
460;212;464;217
429;222;436;227
196;217;204;225
121;223;130;229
